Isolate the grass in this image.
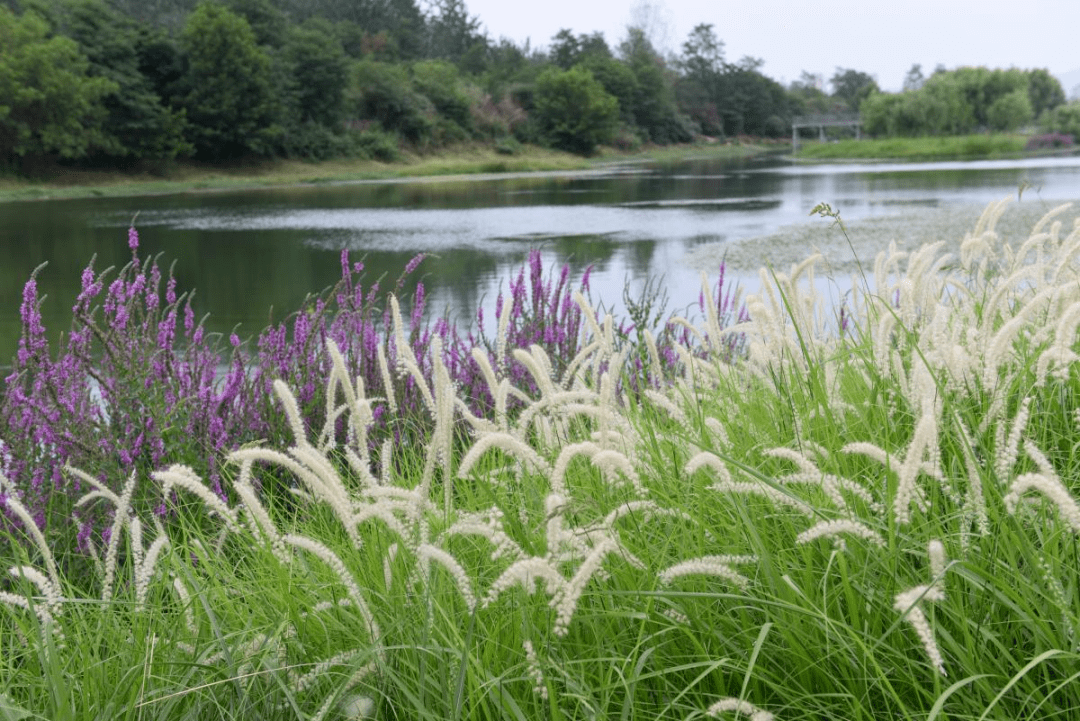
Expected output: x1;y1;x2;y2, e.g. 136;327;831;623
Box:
0;140;773;204
3;198;1080;719
793;134;1030;160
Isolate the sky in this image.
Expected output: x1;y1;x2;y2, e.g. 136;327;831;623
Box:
462;0;1080;94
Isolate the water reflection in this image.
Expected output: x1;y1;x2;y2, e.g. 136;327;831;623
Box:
3;154;1080;362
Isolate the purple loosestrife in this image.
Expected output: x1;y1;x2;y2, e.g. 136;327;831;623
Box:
2;225;743;575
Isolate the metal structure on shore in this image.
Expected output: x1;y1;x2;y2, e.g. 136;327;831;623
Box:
792;114;862;151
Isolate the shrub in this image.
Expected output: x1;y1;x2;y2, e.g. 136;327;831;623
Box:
348;60;434;144
411;60;473;132
351;127;400;161
533;66;619;155
1040;100;1080;140
1024;132;1075;151
987;89;1034;132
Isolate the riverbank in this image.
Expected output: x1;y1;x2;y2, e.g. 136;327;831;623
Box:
792;133;1045;161
0;141;772;204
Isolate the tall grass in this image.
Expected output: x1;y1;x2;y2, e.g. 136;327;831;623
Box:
795;134;1027;160
2;198;1080;719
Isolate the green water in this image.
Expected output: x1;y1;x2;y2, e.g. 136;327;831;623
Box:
3;154;1079;364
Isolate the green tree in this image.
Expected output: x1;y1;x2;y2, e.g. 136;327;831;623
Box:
1026;68;1065;118
620;27;689;143
860;91;904;136
284;23;349;126
549;29;609;70
987;88;1033;131
1039;100;1080;139
0;6;116;164
178;2;280;158
903;63;924;92
348;59;433;143
425;0;483;63
412;59;472;131
48;0;189;162
678;23;724;83
578;55;638;123
787;71;835;116
830;67;878;112
719;66;791;137
533;65;618;154
224;0;288;48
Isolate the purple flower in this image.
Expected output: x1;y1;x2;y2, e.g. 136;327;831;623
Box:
128;226;139;253
403;253;426;276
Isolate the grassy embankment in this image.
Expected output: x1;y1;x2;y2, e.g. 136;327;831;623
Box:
0;141;770;203
793;133;1030;160
2;199;1079;719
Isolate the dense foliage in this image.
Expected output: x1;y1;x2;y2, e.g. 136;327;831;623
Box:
0;0;1071;170
862;66;1064;137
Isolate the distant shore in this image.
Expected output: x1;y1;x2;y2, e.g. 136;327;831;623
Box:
0;142;773;204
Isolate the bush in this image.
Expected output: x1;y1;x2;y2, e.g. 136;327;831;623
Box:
349;60;434;144
469;91;527;139
987;89;1034;132
411;60;473;132
280;121;356;160
351;127;400;161
494;136;522;155
1040;100;1080;140
1024;132;1074;150
533;66;619;155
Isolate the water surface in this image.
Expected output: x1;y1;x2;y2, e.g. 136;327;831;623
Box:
3;154;1079;362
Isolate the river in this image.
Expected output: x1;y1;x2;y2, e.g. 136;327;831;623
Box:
3;153;1080;362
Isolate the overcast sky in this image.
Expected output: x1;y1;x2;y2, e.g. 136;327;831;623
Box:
463;0;1080;94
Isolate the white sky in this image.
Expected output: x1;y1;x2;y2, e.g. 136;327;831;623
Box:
464;0;1080;93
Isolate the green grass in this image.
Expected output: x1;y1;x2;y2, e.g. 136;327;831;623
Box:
794;134;1028;160
3;199;1080;719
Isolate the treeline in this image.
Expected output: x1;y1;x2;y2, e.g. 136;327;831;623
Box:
0;0;1073;172
860;65;1068;137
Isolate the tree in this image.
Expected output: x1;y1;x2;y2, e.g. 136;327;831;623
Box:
830;67;878;113
549;29;610;70
678;23;723;84
1026;68;1065;118
578;55;638;123
987;89;1033;132
549;29;579;70
283;23;349;127
412;59;473;134
425;0;483;63
178;2;280;158
0;6;116;163
48;0;189;161
903;64;924;92
224;0;288;48
1040;100;1080;139
620;27;688;143
533;66;618;154
348;59;434;143
788;71;834;116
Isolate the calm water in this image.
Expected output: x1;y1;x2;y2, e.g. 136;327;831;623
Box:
4;154;1080;362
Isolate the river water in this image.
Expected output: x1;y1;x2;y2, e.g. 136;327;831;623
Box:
3;153;1080;362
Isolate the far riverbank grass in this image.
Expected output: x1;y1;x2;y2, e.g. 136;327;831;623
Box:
794;133;1029;160
0;140;771;204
